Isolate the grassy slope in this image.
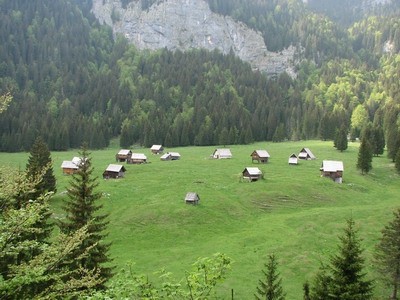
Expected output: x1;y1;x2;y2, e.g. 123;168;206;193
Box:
1;140;398;299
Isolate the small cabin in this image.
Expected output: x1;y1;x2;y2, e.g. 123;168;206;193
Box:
242;167;263;181
150;144;164;154
116;149;132;162
288;153;298;165
160;152;181;161
298;148;316;160
212;148;232;159
320;160;344;183
251;150;270;163
103;164;126;179
61;160;79;175
127;153;147;164
185;192;200;205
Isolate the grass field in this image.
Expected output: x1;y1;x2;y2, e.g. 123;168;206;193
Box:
1;140;399;299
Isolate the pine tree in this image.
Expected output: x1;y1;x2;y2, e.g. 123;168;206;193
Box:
375;208;400;300
329;218;373;299
59;144;113;288
255;254;286;300
335;126;348;152
357;137;373;174
395;148;400;174
310;219;373;299
26;136;57;199
310;265;332;300
372;126;385;157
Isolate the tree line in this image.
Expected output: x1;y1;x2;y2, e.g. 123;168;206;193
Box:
0;0;400;159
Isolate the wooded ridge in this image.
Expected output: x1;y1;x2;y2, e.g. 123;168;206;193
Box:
0;0;399;152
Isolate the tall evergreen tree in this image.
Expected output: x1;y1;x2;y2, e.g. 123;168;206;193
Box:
395;148;400;174
59;144;113;288
372;126;385;157
310;219;373;299
357;137;373;174
387;127;400;162
255;254;286;300
335;125;348;152
375;208;400;300
26;136;57;199
328;218;373;299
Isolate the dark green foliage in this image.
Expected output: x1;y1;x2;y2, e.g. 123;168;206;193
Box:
1;0;400;153
255;254;286;300
26;136;57;199
335;126;348;152
311;219;373;299
303;282;311;300
395;148;400;174
357;137;373;174
375;208;400;300
372;126;385;157
310;265;332;300
59;144;113;288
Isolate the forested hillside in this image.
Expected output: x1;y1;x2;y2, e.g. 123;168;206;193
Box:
0;0;400;152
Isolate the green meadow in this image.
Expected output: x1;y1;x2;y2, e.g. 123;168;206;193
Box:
1;140;399;299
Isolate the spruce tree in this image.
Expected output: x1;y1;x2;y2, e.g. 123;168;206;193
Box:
395;148;400;174
375;208;400;300
59;144;113;288
357;137;373;174
310;219;373;299
372;126;385;157
329;218;373;299
26;136;57;199
255;254;286;300
335;126;348;152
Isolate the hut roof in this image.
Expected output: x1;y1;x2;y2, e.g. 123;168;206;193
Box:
185;192;200;201
71;157;82;164
151;145;163;151
213;148;232;157
253;150;270;158
288;153;298;164
105;164;126;172
321;160;344;172
169;152;181;157
244;167;262;176
299;148;316;159
118;149;132;155
131;153;147;160
61;161;79;169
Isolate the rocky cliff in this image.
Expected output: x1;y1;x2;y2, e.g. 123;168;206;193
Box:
91;0;296;77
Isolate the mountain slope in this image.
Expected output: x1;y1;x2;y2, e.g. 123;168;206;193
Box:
91;0;296;76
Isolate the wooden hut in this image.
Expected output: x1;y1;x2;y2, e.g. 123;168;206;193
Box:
160;152;181;161
103;164;126;179
320;160;344;183
242;167;263;181
115;149;132;162
288;153;298;165
185;192;200;205
61;160;79;175
150;144;164;154
250;150;270;163
298;148;316;160
212;148;232;159
127;153;147;164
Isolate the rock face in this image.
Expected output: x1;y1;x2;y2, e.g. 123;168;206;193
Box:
91;0;296;77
